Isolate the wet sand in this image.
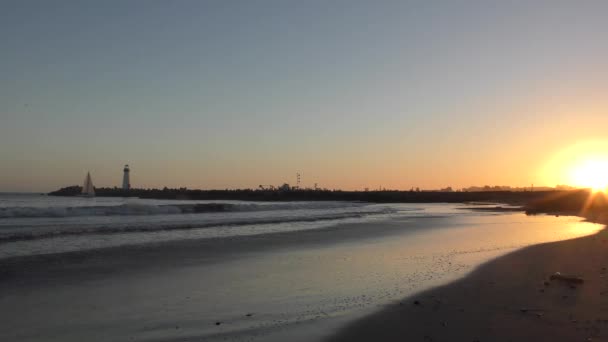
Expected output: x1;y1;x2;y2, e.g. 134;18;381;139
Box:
0;219;427;288
328;222;608;342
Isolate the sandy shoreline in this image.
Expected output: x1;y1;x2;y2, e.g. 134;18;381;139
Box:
328;218;608;342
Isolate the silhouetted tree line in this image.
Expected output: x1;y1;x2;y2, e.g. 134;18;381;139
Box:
49;185;564;204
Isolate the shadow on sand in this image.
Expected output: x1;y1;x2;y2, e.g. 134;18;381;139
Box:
326;227;608;342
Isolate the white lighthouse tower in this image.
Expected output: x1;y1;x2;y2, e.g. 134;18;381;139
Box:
122;164;131;190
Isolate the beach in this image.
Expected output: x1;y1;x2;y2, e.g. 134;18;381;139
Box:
0;195;604;341
330;219;608;342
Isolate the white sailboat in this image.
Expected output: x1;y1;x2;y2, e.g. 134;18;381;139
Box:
81;172;95;197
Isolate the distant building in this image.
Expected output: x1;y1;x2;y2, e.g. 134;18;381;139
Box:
122;165;130;190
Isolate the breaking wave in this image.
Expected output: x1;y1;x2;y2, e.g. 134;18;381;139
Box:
0;210;396;243
0;207;397;243
0;201;369;219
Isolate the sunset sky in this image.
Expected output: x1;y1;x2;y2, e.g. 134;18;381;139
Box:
2;1;608;192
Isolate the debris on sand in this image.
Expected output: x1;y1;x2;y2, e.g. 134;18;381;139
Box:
550;272;584;284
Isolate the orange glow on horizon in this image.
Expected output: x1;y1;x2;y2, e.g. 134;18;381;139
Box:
570;159;608;192
541;140;608;191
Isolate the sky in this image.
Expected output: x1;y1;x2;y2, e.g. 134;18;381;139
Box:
2;1;608;192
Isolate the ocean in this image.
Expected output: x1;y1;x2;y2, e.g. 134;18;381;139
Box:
0;193;603;341
0;193;403;258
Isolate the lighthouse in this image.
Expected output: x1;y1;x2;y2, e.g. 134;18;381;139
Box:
122;164;130;190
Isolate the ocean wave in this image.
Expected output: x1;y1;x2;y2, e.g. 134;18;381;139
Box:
0;207;396;243
0;201;369;219
0;203;185;218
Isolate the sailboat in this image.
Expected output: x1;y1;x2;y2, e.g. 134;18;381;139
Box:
81;172;95;197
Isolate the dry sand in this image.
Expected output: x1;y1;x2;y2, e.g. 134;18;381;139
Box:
328;223;608;342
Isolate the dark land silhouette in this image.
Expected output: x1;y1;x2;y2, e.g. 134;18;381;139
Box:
48;186;582;204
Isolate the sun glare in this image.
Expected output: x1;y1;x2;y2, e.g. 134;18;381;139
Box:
541;140;608;191
571;159;608;192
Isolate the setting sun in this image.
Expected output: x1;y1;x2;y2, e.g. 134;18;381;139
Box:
541;140;608;191
570;159;608;191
